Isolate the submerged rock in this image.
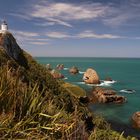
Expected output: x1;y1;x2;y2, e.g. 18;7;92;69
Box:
92;87;126;104
69;66;79;74
83;68;100;84
132;112;140;129
105;77;113;81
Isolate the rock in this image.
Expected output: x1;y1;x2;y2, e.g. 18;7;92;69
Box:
132;112;140;129
46;64;52;70
69;66;79;74
79;96;89;104
0;32;28;68
92;87;126;104
56;64;64;70
84;115;95;131
50;69;64;79
83;68;100;84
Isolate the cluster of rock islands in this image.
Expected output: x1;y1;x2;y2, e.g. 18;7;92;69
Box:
47;64;126;103
46;63;140;130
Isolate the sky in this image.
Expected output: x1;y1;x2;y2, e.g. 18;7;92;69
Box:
0;0;140;57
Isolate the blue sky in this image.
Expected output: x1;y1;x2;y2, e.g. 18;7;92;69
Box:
0;0;140;57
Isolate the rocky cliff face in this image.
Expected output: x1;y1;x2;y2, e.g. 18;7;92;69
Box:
0;32;28;68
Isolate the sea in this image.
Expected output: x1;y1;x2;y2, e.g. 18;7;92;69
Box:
35;57;140;138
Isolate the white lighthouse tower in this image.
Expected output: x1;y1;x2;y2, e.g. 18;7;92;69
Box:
0;20;8;32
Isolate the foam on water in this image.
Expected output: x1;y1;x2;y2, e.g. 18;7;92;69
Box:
79;71;85;74
76;80;116;87
63;77;68;80
120;89;136;93
102;80;117;84
64;68;69;70
76;82;85;84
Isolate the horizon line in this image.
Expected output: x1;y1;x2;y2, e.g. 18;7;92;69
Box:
33;56;140;59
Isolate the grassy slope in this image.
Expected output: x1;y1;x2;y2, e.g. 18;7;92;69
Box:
0;48;137;139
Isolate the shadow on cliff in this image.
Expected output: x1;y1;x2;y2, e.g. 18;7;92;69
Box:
0;32;29;69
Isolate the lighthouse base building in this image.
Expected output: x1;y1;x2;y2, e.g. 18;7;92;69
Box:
0;21;8;33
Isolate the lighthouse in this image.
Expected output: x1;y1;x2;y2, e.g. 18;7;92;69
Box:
0;20;8;32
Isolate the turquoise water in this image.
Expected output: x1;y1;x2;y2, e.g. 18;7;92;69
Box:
36;57;140;137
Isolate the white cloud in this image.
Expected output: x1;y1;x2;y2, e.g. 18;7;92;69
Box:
102;0;140;27
31;3;107;20
35;22;55;27
29;41;48;45
45;31;122;39
10;30;48;46
10;1;140;28
77;31;121;39
8;13;31;20
46;31;71;39
12;30;39;37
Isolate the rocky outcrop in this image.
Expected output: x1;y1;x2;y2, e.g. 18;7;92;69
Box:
83;68;100;84
69;66;79;74
56;64;64;70
0;32;28;68
132;112;140;129
46;64;52;70
91;87;126;104
79;96;89;104
50;69;64;79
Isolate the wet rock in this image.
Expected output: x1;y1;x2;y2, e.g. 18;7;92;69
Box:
83;68;100;84
92;87;126;104
69;66;79;74
56;64;64;70
50;69;64;79
79;96;89;104
105;77;113;81
132;111;140;129
46;64;52;70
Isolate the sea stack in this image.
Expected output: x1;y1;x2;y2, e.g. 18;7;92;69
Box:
132;112;140;129
69;66;79;74
83;68;100;84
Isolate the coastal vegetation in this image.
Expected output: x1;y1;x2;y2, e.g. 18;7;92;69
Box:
0;32;138;139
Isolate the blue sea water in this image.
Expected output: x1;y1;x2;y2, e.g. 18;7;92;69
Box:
36;57;140;137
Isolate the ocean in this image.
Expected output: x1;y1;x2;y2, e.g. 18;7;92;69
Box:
35;57;140;137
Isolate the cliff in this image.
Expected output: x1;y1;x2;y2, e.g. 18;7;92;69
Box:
0;32;28;68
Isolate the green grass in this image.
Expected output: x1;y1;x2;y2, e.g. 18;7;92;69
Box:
62;82;86;98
